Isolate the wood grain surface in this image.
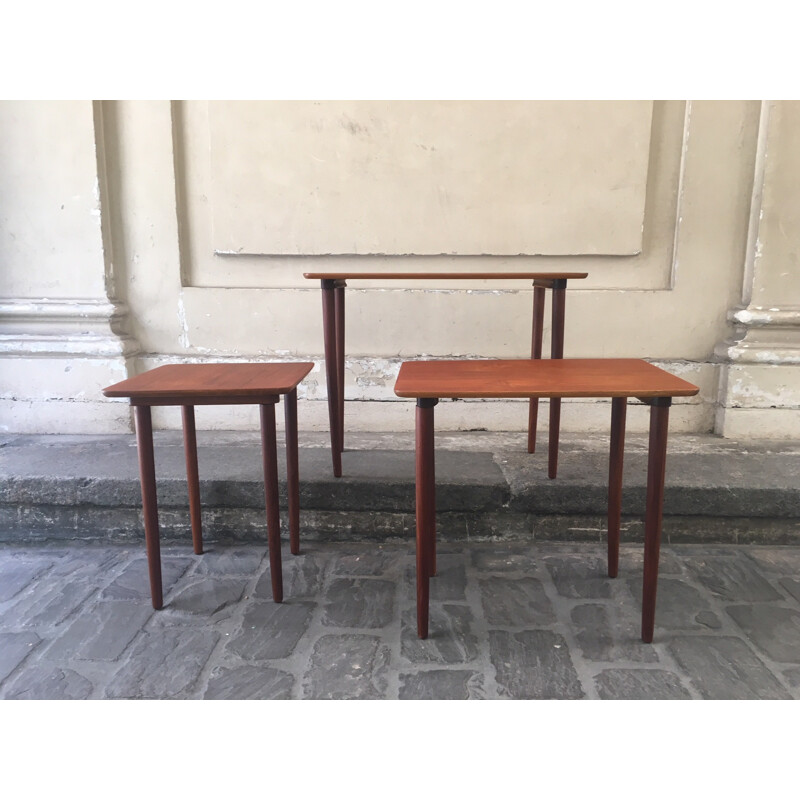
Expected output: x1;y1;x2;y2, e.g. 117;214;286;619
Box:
394;359;699;399
104;363;314;398
303;272;588;280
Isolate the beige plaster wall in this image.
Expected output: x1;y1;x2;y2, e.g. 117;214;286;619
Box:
0;101;134;432
0;101;106;299
715;101;800;437
751;101;800;308
207;100;653;256
2;99;799;437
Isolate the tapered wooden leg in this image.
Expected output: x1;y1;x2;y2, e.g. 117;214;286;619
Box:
134;405;163;610
181;405;203;555
335;283;345;454
608;397;627;578
415;398;438;639
284;389;301;556
548;282;566;479
527;285;546;454
260;402;283;603
423;404;437;579
321;280;342;477
642;399;671;643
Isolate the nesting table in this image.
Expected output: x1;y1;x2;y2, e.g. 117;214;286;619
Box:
304;272;588;477
103;363;313;609
394;358;699;643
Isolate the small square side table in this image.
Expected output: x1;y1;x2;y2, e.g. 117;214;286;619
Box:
103;362;313;609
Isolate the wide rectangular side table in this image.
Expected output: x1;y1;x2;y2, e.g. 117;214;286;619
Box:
394;358;699;643
103;362;313;609
304;271;588;477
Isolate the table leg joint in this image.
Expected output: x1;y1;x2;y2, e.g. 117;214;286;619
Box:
416;397;439;409
636;396;673;407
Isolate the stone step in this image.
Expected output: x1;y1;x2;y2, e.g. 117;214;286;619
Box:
1;431;799;545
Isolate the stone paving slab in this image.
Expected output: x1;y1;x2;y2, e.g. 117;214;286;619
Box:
594;668;692;700
0;542;800;699
1;539;799;700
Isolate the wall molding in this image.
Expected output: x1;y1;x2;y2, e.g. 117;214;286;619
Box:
716;307;800;365
0;298;140;358
741;101;772;307
730;306;800;329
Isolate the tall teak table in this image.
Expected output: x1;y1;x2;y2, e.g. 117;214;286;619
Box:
394;358;699;643
304;272;588;477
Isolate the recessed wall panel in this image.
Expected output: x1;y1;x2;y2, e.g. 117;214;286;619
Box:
207;100;653;256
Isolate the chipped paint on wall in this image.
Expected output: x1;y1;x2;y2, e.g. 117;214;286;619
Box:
729;377;794;407
350;357;401;389
176;292;190;349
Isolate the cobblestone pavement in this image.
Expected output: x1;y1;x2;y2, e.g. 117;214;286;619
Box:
1;540;799;700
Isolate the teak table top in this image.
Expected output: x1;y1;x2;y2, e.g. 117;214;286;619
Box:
303;271;588;281
394;359;700;399
103;363;314;399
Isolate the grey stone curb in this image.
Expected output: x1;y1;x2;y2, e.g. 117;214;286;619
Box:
2;432;800;546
